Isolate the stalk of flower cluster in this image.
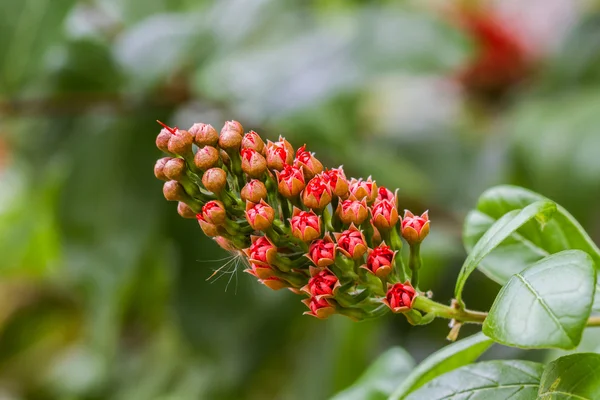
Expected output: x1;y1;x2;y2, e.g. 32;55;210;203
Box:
154;119;469;325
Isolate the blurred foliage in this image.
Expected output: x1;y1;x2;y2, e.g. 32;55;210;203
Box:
1;0;600;399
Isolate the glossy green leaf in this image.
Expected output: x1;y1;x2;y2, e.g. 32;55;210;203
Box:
389;332;493;400
463;185;600;285
404;360;544;400
330;347;414;400
454;200;557;303
483;250;596;349
538;353;600;399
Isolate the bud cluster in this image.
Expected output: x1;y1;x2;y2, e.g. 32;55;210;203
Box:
154;120;430;321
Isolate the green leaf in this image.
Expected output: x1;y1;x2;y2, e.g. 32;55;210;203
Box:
483;250;596;349
538;353;600;399
454;199;557;303
463;185;600;286
330;347;414;400
404;360;544;400
389;332;493;400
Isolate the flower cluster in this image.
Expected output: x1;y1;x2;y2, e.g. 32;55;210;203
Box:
154;120;430;321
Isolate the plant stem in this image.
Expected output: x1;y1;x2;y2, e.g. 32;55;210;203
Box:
408;243;421;289
413;297;487;324
414;297;600;328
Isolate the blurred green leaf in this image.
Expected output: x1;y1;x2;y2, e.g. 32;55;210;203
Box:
404;360;544;400
389;332;493;400
455;198;556;303
0;0;76;93
330;347;414;400
463;185;600;285
483;250;596;350
538;353;600;399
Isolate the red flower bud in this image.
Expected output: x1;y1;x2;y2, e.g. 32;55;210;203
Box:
202;168;227;194
371;200;399;231
302;268;339;298
189;123;219;147
177;202;196;219
167;130;194;156
295;145;323;179
266;138;294;171
245;200;275;231
243;235;277;265
401;210;430;245
334;225;367;260
241;131;265;154
241;180;267;203
377;186;396;203
245;263;276;279
307;235;336;268
349;177;378;203
363;244;396;278
240;148;267;178
383;281;417;313
163;157;187;181
196;214;219;237
194;145;220;171
323;167;349;197
276;165;305;198
302;296;335;319
260;276;288;291
154;157;171;181
337;199;369;226
302;175;332;210
202;200;226;225
290;207;321;242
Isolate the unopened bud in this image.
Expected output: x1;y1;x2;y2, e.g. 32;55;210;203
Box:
202;200;226;225
384;281;417;313
167;130;194;157
401;210;430;245
214;236;236;251
295;145;323;180
241;180;267;203
302;175;332;210
266;138;294;171
202;168;227;194
241;148;267;178
163;180;189;202
349;177;377;203
334;225;367;260
156;129;173;153
372;199;399;231
219;121;244;150
245;200;275;231
189;123;219;147
196;214;219;236
177;202;196;219
194;146;220;171
241;131;265;153
290;207;321;242
220;149;231;165
337;199;369;225
154;157;171;181
222;120;244;136
362;244;396;278
276;165;305;198
163;158;187;181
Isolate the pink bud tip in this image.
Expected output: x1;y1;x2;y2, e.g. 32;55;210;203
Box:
156;120;178;135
